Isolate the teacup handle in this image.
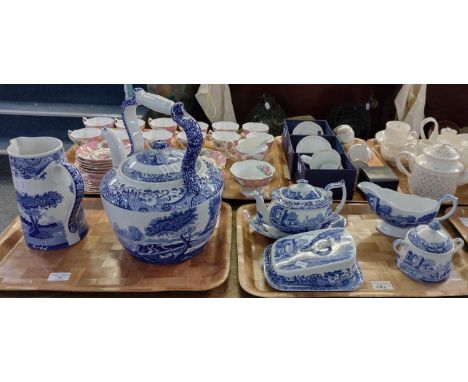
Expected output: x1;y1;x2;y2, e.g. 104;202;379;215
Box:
67;130;76;145
82;117;88;124
452;238;465;253
392;239;406;254
396;151;415;177
114;118;119;125
408;130;418;141
223;141;240;161
325;180;347;217
435;194;459;222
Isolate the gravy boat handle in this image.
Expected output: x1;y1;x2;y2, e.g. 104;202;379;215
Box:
435;194;458;222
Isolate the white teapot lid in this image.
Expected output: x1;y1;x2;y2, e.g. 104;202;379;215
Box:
407;220;453;254
423;143;460;162
121;141;201;183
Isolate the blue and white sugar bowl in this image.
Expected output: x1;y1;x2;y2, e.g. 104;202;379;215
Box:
255;179;347;234
393;220;464;283
99;89;224;264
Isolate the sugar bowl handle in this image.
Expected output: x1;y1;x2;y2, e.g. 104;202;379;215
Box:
435;194;459;222
392;239;406;255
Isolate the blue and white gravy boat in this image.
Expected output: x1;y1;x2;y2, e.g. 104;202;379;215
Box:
393;220;464;283
263;228;363;291
358;182;458;238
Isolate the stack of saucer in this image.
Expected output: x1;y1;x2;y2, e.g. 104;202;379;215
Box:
75;141;130;193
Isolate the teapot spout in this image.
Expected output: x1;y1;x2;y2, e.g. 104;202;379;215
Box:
102;128;127;168
254;192;271;225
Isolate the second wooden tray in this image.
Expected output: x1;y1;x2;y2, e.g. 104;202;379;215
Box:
237;203;468;297
0;199;232;292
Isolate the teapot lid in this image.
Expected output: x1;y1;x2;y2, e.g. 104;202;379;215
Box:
121;141;201;183
407;220;453;254
277;179;324;201
423;143;460;162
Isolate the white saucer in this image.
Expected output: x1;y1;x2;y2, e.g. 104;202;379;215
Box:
292;121;323;135
296;136;331;154
376;221;411;238
304;149;341;170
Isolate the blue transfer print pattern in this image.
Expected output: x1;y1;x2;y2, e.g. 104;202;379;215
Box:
61;162;85;233
397;250;451;283
263;245;363;291
364;192;437;228
270;204;333;233
171;102;204;194
9;150;64;179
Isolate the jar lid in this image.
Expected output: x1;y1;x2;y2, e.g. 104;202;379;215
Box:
407;220;453;254
121;142;201;183
423;143;460;162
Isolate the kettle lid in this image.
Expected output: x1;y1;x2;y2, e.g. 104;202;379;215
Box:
408;220;453;254
121;141;201;183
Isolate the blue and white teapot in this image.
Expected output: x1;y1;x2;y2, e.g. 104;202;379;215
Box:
100;89;224;264
255;179;346;234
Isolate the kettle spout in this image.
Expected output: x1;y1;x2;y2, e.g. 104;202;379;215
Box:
254;192;271;225
102;128;127;168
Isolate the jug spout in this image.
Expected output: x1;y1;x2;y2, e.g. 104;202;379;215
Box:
254;192;271;225
102;128;127;168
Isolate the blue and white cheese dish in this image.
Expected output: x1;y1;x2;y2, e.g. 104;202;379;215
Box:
393;220;464;283
263;228;363;291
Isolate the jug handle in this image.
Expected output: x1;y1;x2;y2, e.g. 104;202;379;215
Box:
325;180;347;217
452;238;465;253
392;239;406;254
60;162;84;233
170;102;203;194
435;194;458;222
396;151;415;177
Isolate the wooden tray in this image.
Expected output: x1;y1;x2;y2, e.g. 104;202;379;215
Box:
0;199;231;292
237;203;468;297
221;136;292;201
448;206;468;244
367;138;468;205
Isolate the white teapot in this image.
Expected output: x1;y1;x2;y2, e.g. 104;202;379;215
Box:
397;143;468;199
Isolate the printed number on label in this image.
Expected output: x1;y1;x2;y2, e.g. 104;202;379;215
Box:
371;281;393;290
48;272;71;282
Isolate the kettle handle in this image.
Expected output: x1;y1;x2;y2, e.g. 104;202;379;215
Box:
59;162;85;234
435;194;459;222
419;117;439;141
325;180;347;217
171;102;203;194
396;151;415;178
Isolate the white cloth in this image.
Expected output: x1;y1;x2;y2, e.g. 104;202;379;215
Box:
394;84;427;133
196;84;237;123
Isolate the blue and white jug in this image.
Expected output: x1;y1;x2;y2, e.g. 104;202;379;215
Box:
7;137;88;250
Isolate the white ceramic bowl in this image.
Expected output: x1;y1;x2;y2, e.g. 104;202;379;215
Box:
245;132;274;148
209;131;241;151
230;160;275;197
142;129;173;146
148;117;178;133
114;118;145;130
212;121;239;132
242;122;269;134
83;116;115;129
68;127;102;146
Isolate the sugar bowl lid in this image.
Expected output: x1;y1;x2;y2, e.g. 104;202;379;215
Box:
407;220;453;254
121;141;201;183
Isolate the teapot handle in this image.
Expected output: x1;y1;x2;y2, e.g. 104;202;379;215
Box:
325;180;347;217
419;117;439;141
435;194;459;222
396;151;415;178
170;102;203;194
